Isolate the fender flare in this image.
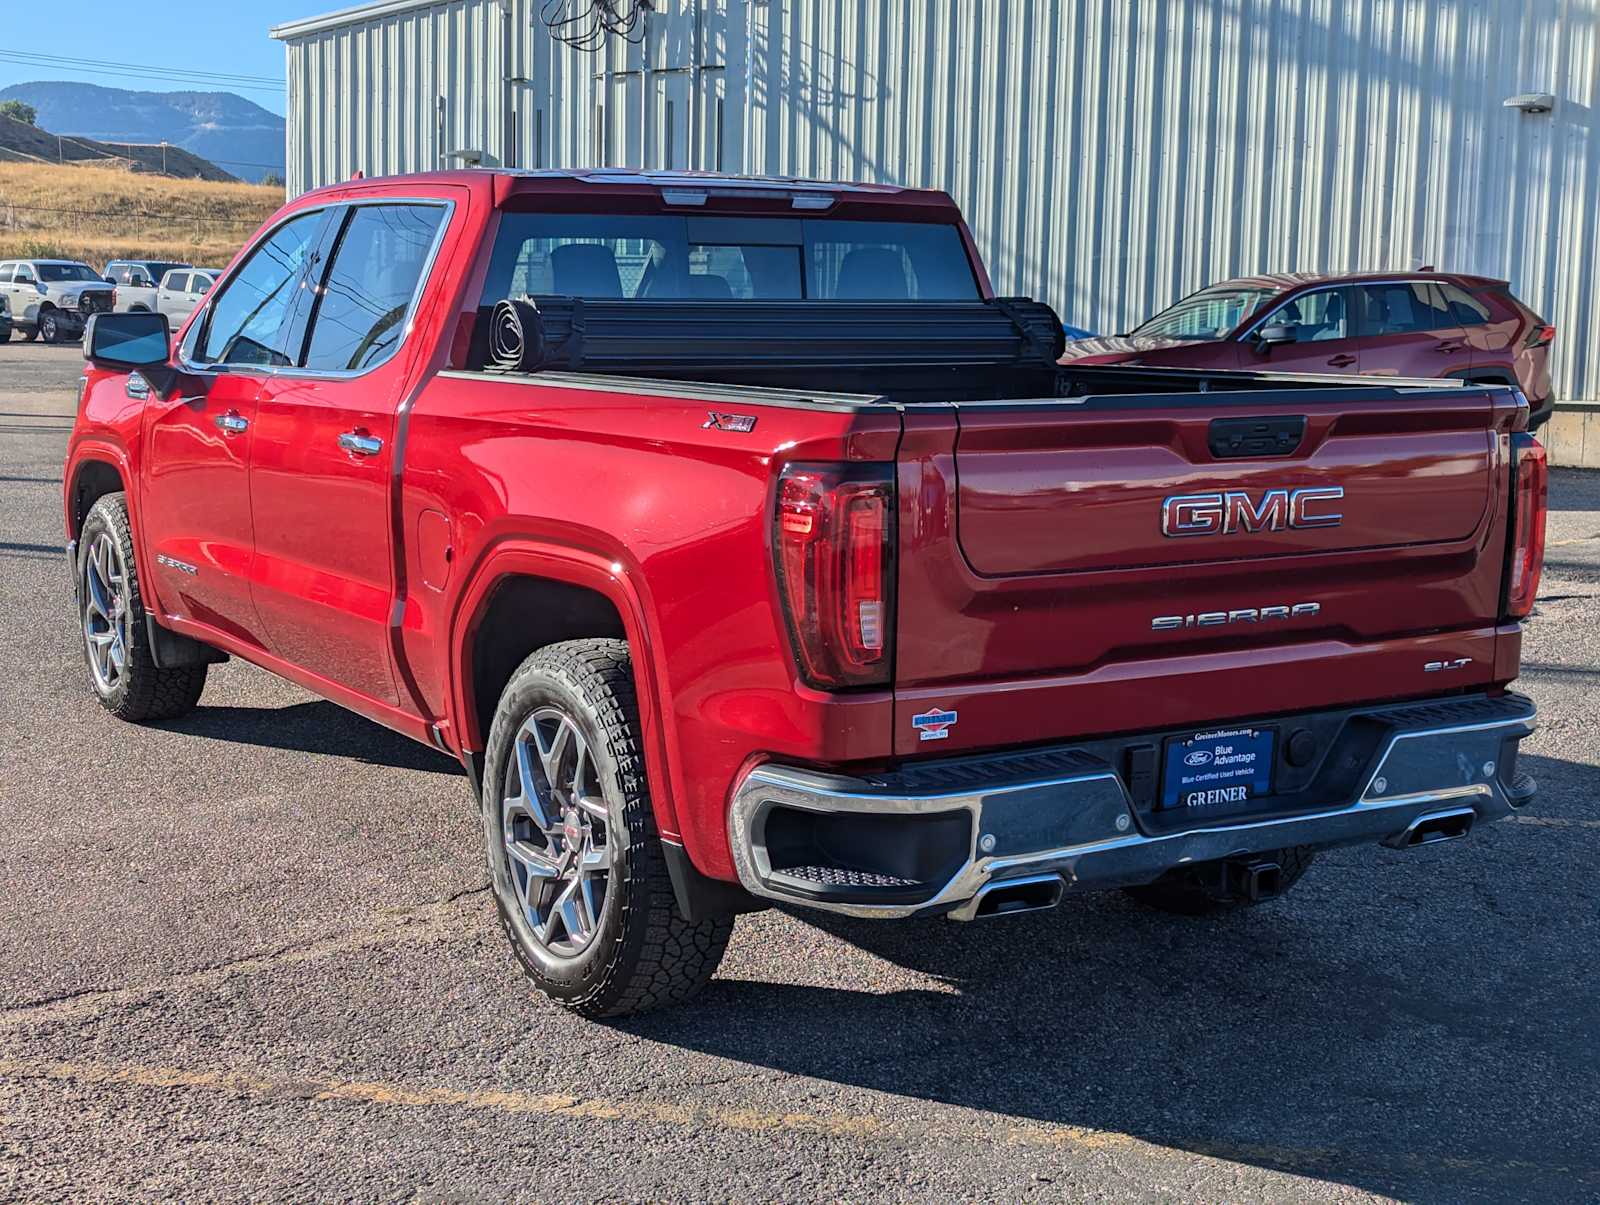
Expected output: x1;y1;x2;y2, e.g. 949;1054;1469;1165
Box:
447;540;684;841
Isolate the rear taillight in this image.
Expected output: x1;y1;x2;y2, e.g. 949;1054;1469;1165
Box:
1526;323;1557;348
774;463;895;688
1504;433;1548;619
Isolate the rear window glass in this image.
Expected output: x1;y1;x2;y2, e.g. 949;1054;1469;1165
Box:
481;214;978;305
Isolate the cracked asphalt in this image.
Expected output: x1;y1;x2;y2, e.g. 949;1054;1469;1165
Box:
2;342;1597;1202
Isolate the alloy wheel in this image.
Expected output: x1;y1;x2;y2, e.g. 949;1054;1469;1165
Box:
81;531;129;694
501;707;616;958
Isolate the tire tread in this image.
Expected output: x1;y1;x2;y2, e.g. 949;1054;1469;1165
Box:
81;493;207;723
487;639;731;1018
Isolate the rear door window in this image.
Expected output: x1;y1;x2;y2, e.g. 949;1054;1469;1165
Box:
166;272;191;293
0;265;12;284
1357;282;1455;336
299;203;447;372
199;210;326;367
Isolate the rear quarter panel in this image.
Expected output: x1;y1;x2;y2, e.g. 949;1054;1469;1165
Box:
398;373;901;878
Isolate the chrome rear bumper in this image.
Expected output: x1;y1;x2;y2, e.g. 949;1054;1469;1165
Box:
727;694;1537;919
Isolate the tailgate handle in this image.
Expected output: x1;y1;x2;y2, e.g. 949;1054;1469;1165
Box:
1208;415;1306;459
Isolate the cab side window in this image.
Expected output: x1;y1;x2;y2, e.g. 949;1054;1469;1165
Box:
14;264;34;284
300;204;446;372
0;265;13;285
199;210;325;367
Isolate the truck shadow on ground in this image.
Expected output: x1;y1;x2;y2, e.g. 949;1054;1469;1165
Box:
167;700;464;775
625;752;1599;1201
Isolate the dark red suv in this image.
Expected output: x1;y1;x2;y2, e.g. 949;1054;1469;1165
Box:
1062;271;1556;427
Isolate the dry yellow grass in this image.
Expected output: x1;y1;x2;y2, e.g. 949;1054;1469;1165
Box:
0;162;283;269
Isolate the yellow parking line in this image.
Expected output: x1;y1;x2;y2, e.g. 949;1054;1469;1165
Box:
0;1054;1594;1186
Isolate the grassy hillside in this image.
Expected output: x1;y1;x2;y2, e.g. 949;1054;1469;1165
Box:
0;161;282;269
0;113;235;181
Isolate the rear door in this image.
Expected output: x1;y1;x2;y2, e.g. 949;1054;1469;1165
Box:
1354;281;1470;381
892;384;1515;756
157;272;189;319
140;207;330;646
247;197;453;706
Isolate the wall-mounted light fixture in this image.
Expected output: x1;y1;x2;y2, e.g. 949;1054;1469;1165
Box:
1504;93;1556;114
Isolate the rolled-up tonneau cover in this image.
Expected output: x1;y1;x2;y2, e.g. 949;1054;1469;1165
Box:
480;296;1067;375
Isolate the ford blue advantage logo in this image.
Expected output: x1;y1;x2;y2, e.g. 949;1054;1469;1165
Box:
912;709;958;741
1184;749;1214;767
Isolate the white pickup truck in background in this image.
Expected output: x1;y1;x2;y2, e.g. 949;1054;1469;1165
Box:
106;260;189;313
155;267;222;323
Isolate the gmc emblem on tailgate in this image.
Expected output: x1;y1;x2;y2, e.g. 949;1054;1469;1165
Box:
1162;486;1344;537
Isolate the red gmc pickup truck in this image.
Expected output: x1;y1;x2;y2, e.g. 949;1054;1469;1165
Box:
65;169;1547;1018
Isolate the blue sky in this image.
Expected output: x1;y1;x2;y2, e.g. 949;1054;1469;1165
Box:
0;3;344;116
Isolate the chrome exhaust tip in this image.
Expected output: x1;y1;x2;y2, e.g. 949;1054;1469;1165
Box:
949;873;1064;921
1384;806;1476;850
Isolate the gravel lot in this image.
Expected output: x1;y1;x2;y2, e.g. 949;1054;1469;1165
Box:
1;342;1596;1202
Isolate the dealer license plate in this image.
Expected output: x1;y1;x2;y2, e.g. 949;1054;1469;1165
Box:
1160;727;1275;809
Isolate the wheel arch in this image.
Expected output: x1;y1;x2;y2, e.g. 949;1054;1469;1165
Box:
1456;368;1519;389
66;454;128;540
449;545;682;839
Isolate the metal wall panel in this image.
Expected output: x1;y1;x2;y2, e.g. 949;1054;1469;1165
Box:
279;0;1600;400
282;0;509;190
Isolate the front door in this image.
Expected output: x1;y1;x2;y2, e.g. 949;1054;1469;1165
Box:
138;207;330;647
1353;280;1471;382
1244;286;1362;375
248;200;451;706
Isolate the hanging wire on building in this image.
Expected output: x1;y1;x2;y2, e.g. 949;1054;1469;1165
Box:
540;0;652;52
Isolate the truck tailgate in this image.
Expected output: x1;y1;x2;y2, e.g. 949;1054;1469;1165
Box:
892;386;1520;757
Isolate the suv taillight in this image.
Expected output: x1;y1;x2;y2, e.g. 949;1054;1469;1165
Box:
1526;323;1556;348
1504;433;1548;619
774;463;895;689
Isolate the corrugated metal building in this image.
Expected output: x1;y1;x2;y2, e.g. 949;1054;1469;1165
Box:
273;0;1600;430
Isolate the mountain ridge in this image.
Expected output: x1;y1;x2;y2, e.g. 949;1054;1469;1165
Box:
0;81;285;183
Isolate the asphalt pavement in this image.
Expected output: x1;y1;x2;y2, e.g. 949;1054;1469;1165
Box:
1;341;1596;1202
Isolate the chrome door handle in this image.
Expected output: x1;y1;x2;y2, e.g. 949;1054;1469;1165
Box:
338;431;383;456
213;411;248;434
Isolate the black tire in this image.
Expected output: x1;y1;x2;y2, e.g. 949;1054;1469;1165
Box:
76;492;207;722
482;638;732;1018
1122;846;1316;916
39;309;63;343
20;324;38;343
1;324;13;343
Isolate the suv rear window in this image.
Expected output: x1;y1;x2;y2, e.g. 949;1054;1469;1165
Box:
480;214;979;306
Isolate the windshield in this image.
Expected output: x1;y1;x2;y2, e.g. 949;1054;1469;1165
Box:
1131;285;1280;340
37;263;101;283
481;213;980;305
